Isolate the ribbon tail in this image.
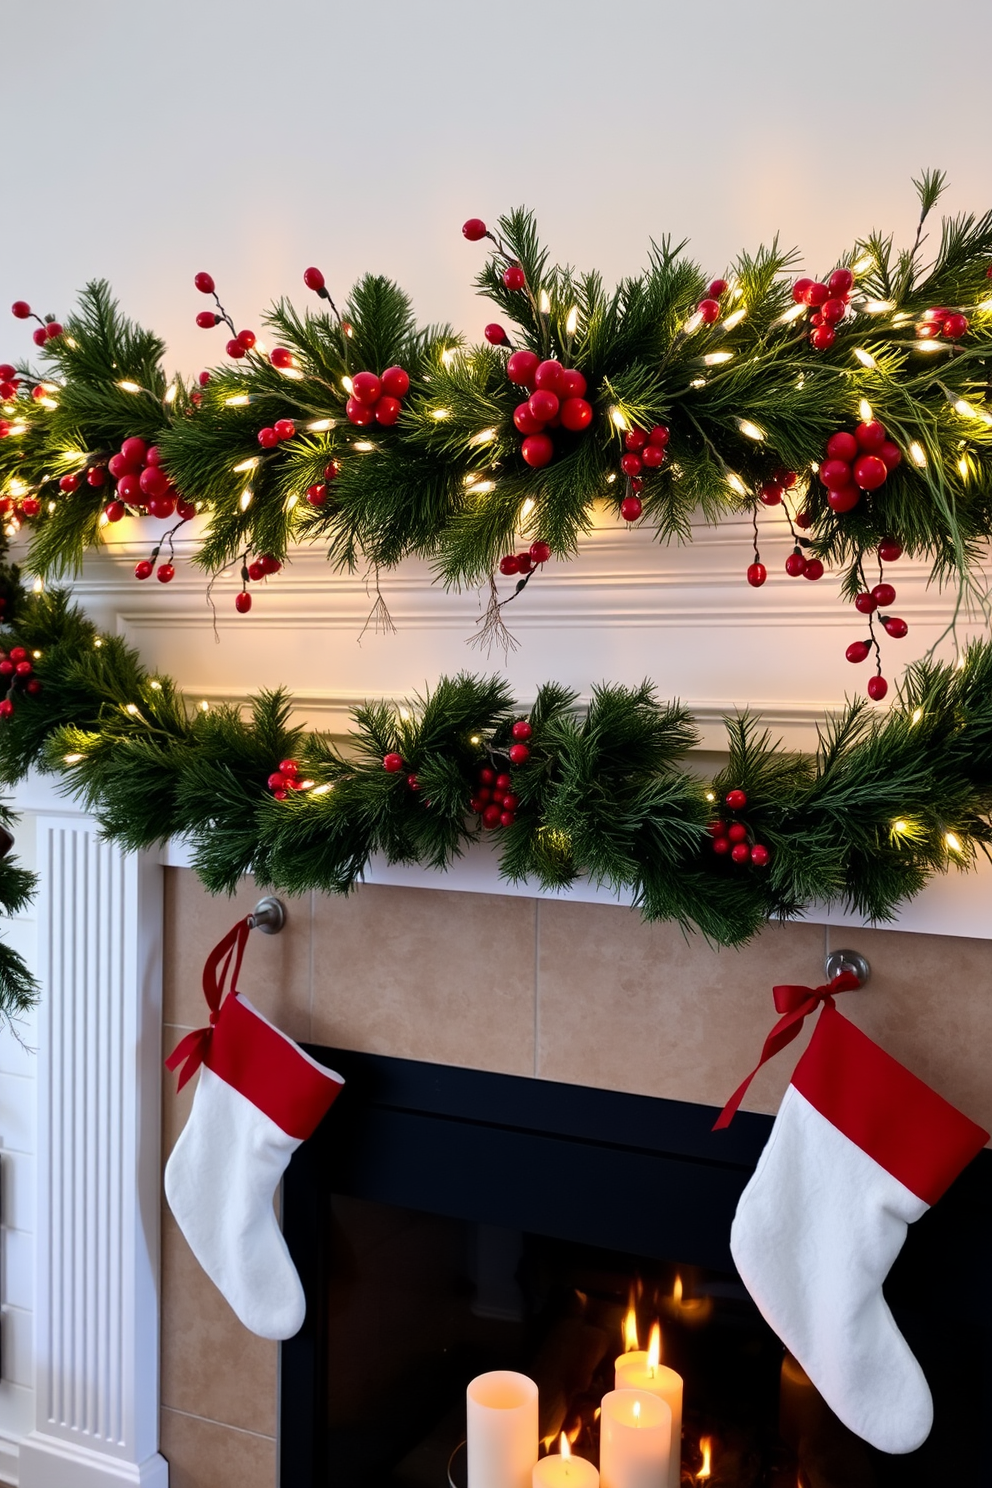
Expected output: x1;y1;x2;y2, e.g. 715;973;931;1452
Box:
712;996;818;1130
165;1027;211;1092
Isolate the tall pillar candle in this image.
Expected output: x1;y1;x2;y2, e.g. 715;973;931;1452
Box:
467;1370;539;1488
599;1390;671;1488
615;1340;682;1488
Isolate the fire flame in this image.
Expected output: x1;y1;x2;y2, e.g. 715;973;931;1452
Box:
623;1292;639;1352
698;1437;712;1480
560;1434;570;1461
673;1274;683;1305
647;1321;661;1372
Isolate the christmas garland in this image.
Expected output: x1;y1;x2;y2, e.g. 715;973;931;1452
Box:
0;581;990;1017
1;172;991;691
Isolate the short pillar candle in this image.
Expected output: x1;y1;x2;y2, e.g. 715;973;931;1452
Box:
614;1339;682;1488
599;1389;671;1488
532;1434;599;1488
467;1370;539;1488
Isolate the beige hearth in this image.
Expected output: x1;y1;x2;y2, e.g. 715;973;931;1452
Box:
158;869;992;1488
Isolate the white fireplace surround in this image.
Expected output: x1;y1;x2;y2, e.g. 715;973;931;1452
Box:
1;526;991;1485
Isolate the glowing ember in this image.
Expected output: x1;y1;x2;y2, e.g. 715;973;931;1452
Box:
697;1437;712;1480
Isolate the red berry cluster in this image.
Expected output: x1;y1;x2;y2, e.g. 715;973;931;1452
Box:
0;644;42;718
506;352;592;468
193;272;257;360
266;759;308;800
619;425;670;521
257;417;296;449
306;461;341;507
345;366;410;428
499;540;550;578
234;552;282;613
0;361;20;402
10;300;62;347
0;483;41;521
707;789;771;867
818;421;901;515
95;436;193;524
469;764;520;829
695;278;730;325
791;267;854;351
844;538;906;701
916;306;969;342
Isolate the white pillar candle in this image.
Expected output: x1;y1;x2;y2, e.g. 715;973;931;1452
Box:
614;1332;682;1488
532;1434;600;1488
467;1370;539;1488
599;1390;671;1488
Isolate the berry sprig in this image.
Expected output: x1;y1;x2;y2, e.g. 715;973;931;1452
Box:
266;758;311;800
0;644;42;719
345;366;410;428
707;789;771;867
11;299;63;348
381;718;532;827
506;352;592;468
257;417;296;450
234;551;282;614
192;272;257;361
818;420;901;515
916;306;969;342
619;424;670;522
306;460;340;507
95;436;194;525
844;540;906;701
791;267;854;351
694;278;730;324
463;217;546;339
0;360;21;402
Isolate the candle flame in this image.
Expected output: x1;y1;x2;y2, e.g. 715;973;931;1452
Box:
647;1321;661;1371
633;1400;641;1422
623;1295;639;1352
560;1434;571;1460
673;1274;683;1305
698;1437;712;1479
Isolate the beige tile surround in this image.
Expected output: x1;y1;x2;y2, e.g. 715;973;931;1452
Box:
159;868;992;1488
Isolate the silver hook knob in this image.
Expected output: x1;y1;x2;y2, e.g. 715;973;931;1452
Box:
824;948;870;986
247;896;286;934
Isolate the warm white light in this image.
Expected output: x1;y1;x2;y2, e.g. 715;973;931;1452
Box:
310;782;334;796
125;704;139;716
31;650;41;659
859;399;874;423
307;418;334;432
37;397;58;409
862;300;895;314
909;441;928;467
284;493;299;510
225;394;250;407
776;302;808;325
647;1322;661;1372
63;753;84;765
117;380;142;393
683;311;704;334
738;419;764;441
853;348;877;369
911;707;924;725
705;790;716;802
470;734;482;745
239;488;253;510
702;351;734;365
98;512;109;528
198;700;210;713
430;408;451;420
469;427;497;446
8;479;26;497
32;576;44;594
150;680;162;691
979;296;992;313
233;457;258;472
6;423;27;435
441;348;458;367
722;308;747;330
341;376;354;394
610;406;628;431
279;366;304;380
914;340;946;353
352;440;375;451
565;305;579;336
958;456;969;479
473;479;495;493
945;831;963;853
164;382;178;404
690;377;707;388
725;472;747;496
539;289;551;314
852;253;874;272
521;497;536;519
953;398;977;418
47;501;55;513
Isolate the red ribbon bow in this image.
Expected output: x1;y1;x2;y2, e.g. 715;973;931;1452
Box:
712;969;861;1130
165;917;251;1091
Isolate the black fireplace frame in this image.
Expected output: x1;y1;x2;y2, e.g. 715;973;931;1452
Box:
280;1045;992;1488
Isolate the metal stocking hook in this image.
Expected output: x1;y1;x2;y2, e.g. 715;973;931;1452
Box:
247;896;286;934
824;947;870;986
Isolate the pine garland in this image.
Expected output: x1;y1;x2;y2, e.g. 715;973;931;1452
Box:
0;588;990;966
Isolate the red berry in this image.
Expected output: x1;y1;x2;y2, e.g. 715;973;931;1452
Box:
45;322;62;340
134;560;153;580
855;421;886;452
559;369;587;398
0;700;13;720
916;321;940;340
785;552;806;576
820;298;846;325
530;540;551;564
620;496;642;522
810;326;836;350
804;282;829;307
794;511;812;529
485;323;508;345
268;772;286;791
0;382;16;400
479;768;496;785
259;554;281;574
469;797;485;814
826;431;859;462
270;348;294;368
178;499;197;521
878;538;903;562
712;836;731;855
879;441;902;472
407;774;420;791
146;445;163;466
8;648;26;663
758;481;782;505
198;371;211;386
641;443;665;468
819;459;851;491
511;720;532;740
324;461;341;481
620;453;642;477
942;313;968;339
273;789;288;801
521;433;553;468
32;328;47;347
119;436;146;467
750;843;771;868
247;561;265;582
346;397;374;426
104;500;125;522
506;349;540;385
882;616;908;638
853;454;887;490
727;822;747;843
810;313;824;329
307;483;327;506
698;298;721;323
648;426;670;447
140;465;169;498
482;804;502;828
515;553;534;575
496;774;512;790
534;360;564;391
792;278;813;303
226;338;246;358
827;485;860;513
500;812;516;828
854;592;877;614
117;473;141;502
513;401;544;435
462;219;487;241
303;266;326;291
87;466;106;487
235;591;252;614
383;752;404;772
625;429;647;451
21;497;39;517
147;496;176;520
828;268;854;296
156;563;175;583
11;301;31;319
560;396;593;432
731;843;751;864
774;467;798;488
725;789;747;810
258;426;279;448
501;791;519;810
351;371;382;406
274;418;295;441
846;640;871;663
747;562;766;587
872;582;896;607
708;820;728;838
508;743;530;764
25;679;41;696
630;477;644;492
195;310;219;329
867;675;888;701
802;558;824;581
59;473;79;493
707;278;729;297
503;264;526;290
529;389;559;422
194;272;215;294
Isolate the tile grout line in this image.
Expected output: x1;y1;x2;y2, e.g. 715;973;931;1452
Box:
161;1404;276;1442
